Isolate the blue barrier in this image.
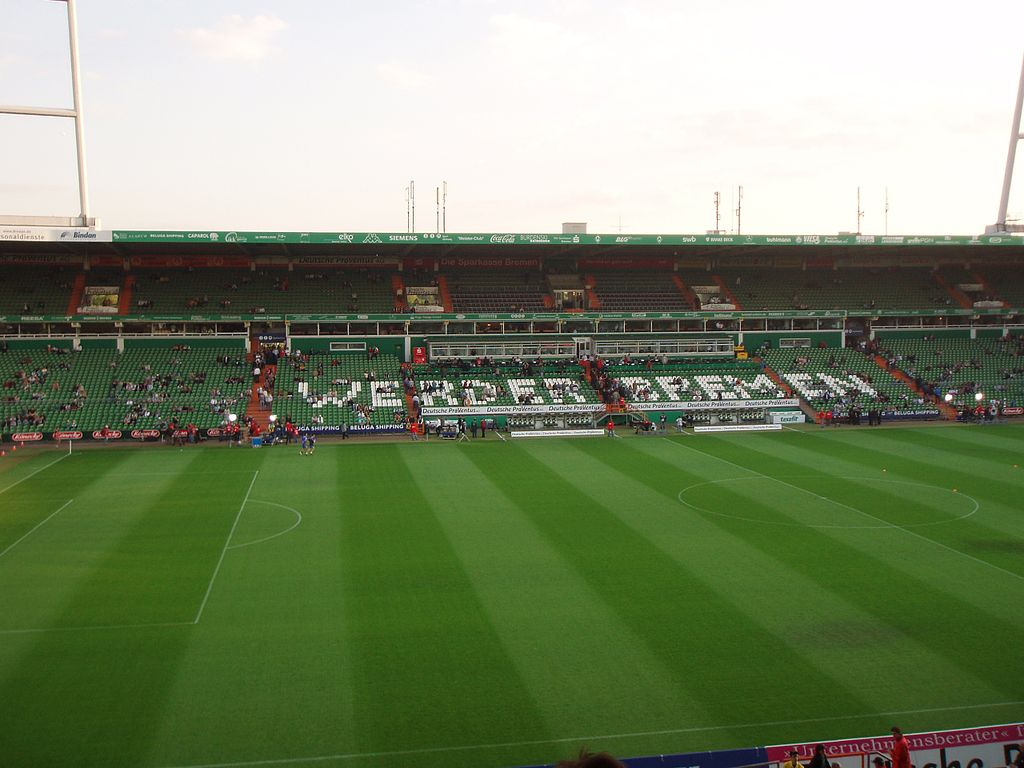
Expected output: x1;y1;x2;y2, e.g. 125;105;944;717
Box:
520;745;765;768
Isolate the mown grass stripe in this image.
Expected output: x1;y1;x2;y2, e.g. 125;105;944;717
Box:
403;444;705;740
463;441;881;746
333;444;552;755
556;439;1009;713
620;435;1024;698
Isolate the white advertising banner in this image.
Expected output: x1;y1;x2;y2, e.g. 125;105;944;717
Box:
644;398;800;412
768;723;1024;768
420;403;604;417
0;227;111;242
694;424;782;433
770;411;806;424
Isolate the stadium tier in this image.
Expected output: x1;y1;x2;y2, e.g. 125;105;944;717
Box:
270;351;408;430
444;270;551;312
0;346;250;433
977;264;1024;306
4;260;1024;319
410;359;600;409
697;267;956;311
760;347;935;417
0;266;76;315
595;360;786;405
877;336;1024;408
129;268;396;314
587;271;695;311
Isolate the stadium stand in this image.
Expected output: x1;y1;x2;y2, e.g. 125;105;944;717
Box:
594;359;787;406
128;268;396;314
702;267;954;311
761;347;934;417
877;336;1024;408
444;270;550;312
0;266;77;315
0;346;251;433
587;271;694;311
410;359;599;409
270;351;408;430
977;264;1024;306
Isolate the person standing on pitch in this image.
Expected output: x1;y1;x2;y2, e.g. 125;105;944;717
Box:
300;432;308;455
890;727;911;768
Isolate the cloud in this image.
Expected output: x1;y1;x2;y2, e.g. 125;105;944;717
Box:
180;15;286;62
376;60;433;90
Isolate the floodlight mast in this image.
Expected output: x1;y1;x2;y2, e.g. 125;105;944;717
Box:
0;0;92;226
991;51;1024;234
66;0;90;224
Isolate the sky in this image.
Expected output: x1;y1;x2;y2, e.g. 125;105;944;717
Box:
1;0;1023;235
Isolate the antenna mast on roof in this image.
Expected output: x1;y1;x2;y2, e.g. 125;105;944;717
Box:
884;187;889;236
714;191;721;234
989;51;1024;234
735;186;743;235
856;187;864;235
442;181;447;233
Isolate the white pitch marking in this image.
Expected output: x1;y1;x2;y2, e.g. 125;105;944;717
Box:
666;439;1024;583
0;452;69;496
0;499;74;560
226;501;303;550
159;700;1024;768
193;470;259;624
677;476;979;530
0;620;193;636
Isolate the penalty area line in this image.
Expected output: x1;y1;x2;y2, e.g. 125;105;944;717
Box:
0;452;69;496
0;620;193;636
159;700;1024;768
0;498;74;560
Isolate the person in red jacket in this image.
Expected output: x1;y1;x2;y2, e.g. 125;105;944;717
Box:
890;727;911;768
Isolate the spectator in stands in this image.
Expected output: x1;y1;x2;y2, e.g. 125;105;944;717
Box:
782;751;805;768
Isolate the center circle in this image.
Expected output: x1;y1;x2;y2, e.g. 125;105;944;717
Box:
676;475;978;529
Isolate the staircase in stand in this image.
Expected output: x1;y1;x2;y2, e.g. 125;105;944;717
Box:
244;337;272;433
712;275;743;309
66;272;87;315
435;275;454;312
760;359;817;421
933;272;973;309
871;354;958;419
584;274;601;309
971;270;1005;307
118;274;135;315
391;274;407;312
672;274;699;310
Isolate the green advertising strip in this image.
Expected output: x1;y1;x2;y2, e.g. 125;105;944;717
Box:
108;231;1024;247
1;308;1021;324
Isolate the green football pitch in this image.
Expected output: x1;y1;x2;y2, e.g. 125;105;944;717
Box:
0;425;1022;768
